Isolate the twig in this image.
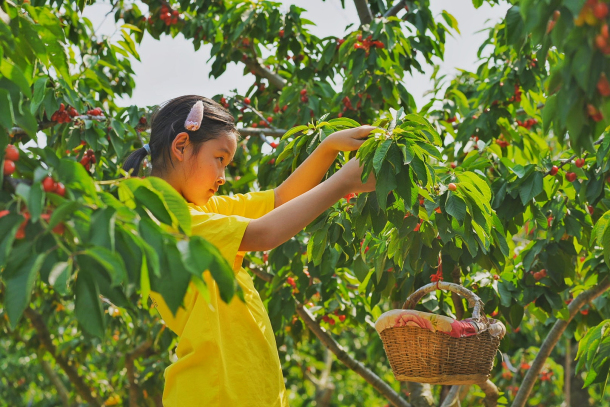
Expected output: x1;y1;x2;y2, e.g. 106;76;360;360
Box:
24;308;103;407
406;382;435;407
478;380;498;407
38;352;71;407
440;385;461;407
384;0;407;18
353;0;374;25
239;127;286;138
511;279;610;407
450;266;464;320
125;339;153;407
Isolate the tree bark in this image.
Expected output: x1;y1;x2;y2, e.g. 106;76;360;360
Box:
511;279;610;407
125;339;153;407
479;380;498;407
38;352;71;407
24;308;103;407
353;0;373;25
384;0;407;18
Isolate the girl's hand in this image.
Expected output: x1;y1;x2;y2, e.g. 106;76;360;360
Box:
336;157;376;194
320;126;376;153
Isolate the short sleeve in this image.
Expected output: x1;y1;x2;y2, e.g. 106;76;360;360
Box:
204;189;275;218
190;211;251;264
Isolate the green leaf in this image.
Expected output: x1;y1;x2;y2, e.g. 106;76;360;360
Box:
0;59;31;96
48;261;71;296
519;171;544;205
147;177;191;234
4;253;46;329
445;192;467;222
281;125;309;140
133;186;174;226
373;139;392;174
28;182;44;222
30;77;48;115
0;213;23;268
185;236;235;303
82;247;127;286
75;269;105;338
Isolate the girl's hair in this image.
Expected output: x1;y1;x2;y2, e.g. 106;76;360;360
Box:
123;95;238;176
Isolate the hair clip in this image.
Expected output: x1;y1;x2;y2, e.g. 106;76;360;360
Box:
184;100;205;131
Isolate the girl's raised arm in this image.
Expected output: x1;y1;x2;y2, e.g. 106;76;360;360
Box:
239;158;375;252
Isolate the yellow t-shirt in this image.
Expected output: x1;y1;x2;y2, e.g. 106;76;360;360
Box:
149;190;288;407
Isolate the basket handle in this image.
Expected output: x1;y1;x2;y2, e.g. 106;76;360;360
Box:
402;282;485;322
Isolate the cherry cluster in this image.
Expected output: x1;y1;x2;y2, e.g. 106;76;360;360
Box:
516;118;538;129
3;145;19;175
87;107;103;116
321;310;346;326
353;34;385;53
42;176;66;196
158;4;179;26
80;149;97;171
51;103;79;123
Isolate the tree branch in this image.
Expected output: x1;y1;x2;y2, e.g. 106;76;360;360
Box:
24;308;103;407
479;380;498;407
384;0;407;18
38;350;71;407
9;115;107;137
125;339;153;407
353;0;373;25
243;56;287;89
511;279;610;407
297;304;411;407
249;261;407;405
440;385;461;407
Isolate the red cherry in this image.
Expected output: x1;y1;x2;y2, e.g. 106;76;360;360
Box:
68;107;79;117
139;116;147;125
300;95;309;103
279;30;284;38
300;89;307;95
243;98;251;105
533;271;543;281
413;223;421;232
575;158;585;168
594;2;609;19
251;123;258;128
549;165;559;176
42;176;56;192
357;34;362;41
267;117;273;123
598;73;610;96
448;183;457;191
5;145;19;161
587;205;594;215
59;103;65;112
493;274;500;280
450;162;456;169
547;216;553;227
566;172;577;182
54;182;66;197
269;158;275;164
270;142;278;149
259;120;266;127
282;105;288;112
4;159;15;175
338;315;346;322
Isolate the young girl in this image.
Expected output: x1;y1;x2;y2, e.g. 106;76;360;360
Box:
123;95;376;406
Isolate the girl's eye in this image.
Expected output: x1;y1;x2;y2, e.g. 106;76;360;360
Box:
218;157;224;163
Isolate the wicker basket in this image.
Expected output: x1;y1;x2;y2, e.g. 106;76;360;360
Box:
376;282;503;385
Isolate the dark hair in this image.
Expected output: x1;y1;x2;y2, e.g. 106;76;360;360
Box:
123;95;238;177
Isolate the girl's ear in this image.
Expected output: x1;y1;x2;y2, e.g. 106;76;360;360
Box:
172;132;190;162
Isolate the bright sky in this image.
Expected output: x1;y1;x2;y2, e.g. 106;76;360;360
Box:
87;0;509;110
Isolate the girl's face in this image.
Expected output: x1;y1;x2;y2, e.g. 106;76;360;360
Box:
168;132;237;206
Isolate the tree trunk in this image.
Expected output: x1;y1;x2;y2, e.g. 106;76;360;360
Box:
407;382;435;407
353;0;373;25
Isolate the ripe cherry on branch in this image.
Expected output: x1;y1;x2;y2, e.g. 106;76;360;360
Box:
3;159;15;175
5;145;19;161
448;183;457;191
566;172;577;182
42;176;57;192
575;158;585;168
549;165;559;176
